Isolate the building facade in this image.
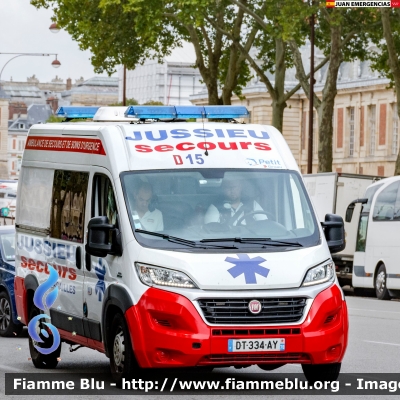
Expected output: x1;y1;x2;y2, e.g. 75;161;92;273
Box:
118;43;205;105
7;104;52;179
61;76;119;106
190;46;398;177
0;94;9;179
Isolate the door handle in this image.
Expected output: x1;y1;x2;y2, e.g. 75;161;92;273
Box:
76;246;82;269
85;252;91;271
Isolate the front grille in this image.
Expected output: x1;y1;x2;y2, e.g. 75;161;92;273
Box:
212;328;301;336
197;298;307;325
198;353;310;365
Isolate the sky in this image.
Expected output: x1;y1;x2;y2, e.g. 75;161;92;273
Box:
0;0;116;84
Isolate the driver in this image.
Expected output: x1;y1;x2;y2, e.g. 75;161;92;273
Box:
132;182;164;232
204;178;267;226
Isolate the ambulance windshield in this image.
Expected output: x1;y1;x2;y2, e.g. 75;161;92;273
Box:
121;169;319;251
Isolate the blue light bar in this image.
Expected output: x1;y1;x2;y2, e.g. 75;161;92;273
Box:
125;106;176;119
56;106;100;119
124;105;249;119
204;106;249;119
175;106;206;119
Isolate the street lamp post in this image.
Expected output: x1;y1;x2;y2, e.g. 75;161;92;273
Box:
307;3;315;174
0;53;61;87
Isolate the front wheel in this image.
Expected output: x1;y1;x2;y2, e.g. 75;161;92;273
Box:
258;364;285;371
375;264;391;300
28;305;61;369
110;313;139;387
302;363;341;384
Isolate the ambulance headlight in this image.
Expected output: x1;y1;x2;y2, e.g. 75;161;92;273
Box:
302;261;334;286
135;263;198;288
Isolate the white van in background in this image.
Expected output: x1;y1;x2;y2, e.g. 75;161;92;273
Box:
346;176;400;299
303;173;381;287
15;105;348;385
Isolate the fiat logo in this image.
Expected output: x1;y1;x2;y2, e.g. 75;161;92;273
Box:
248;300;262;314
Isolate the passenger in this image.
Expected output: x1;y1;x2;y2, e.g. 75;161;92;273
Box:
132;182;164;232
204;178;267;226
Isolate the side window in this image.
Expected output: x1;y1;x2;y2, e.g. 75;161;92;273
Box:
363;183;383;213
17;167;54;230
395;185;400;221
92;175;118;226
355;215;368;252
50;170;89;242
372;182;400;221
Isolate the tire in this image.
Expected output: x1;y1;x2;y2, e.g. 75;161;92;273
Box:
258;364;285;371
28;305;61;369
109;313;139;387
302;363;341;384
375;264;391;300
0;290;22;337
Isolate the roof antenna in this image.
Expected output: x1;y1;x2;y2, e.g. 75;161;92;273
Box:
202;110;209;156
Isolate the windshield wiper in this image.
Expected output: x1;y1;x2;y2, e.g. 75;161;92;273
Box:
135;229;238;249
200;237;303;247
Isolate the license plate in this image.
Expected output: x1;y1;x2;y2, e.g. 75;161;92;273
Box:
228;338;285;352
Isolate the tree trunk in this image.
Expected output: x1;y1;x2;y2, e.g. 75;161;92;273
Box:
271;38;287;132
186;23;223;105
207;81;222;105
221;44;237;105
271;100;286;133
317;25;342;172
381;8;400;175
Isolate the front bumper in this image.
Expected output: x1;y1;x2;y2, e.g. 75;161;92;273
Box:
125;283;348;368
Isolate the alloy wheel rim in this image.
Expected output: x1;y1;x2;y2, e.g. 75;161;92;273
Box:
0;298;11;331
376;271;386;293
113;328;125;371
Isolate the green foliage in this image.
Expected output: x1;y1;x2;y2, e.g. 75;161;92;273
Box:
46;115;65;123
142;100;164;105
366;8;400;86
108;98;139;106
31;0;179;74
31;0;254;104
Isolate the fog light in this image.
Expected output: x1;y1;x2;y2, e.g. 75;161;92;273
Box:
326;344;341;359
156;350;170;362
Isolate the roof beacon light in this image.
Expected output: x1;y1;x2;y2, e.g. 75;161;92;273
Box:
125;106;176;119
93;106;138;122
56;106;100;119
175;106;206;119
124;105;249;120
204;106;249;119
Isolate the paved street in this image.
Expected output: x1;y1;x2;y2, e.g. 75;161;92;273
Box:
0;293;399;399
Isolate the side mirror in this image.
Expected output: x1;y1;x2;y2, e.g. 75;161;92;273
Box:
345;204;355;223
321;213;345;254
345;198;368;222
85;216;123;258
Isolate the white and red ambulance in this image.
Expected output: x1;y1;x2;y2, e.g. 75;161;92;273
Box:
14;105;348;385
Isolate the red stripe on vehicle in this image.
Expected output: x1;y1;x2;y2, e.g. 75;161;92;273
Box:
25;136;106;155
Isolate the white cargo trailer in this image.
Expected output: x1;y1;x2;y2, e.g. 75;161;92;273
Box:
303;173;381;286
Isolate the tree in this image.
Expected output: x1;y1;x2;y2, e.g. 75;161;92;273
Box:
31;0;255;105
368;8;400;175
281;2;375;172
31;0;177;74
207;0;329;132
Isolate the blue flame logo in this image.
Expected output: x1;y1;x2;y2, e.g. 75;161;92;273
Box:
27;265;61;355
95;258;106;301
